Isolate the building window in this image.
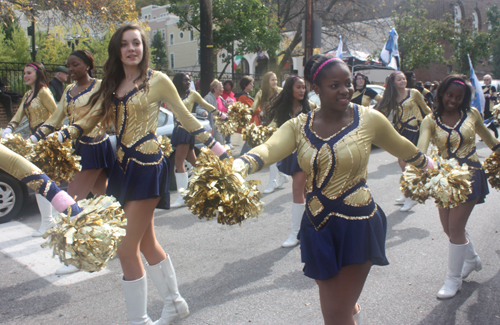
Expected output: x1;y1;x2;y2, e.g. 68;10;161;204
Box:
170;53;175;69
179;32;184;39
453;4;462;26
190;30;194;41
153;30;157;36
472;10;481;31
162;29;166;40
169;34;174;45
197;49;200;64
447;65;453;74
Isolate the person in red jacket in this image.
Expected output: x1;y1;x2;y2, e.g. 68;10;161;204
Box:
235;75;255;155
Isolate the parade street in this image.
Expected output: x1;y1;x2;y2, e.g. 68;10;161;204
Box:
1;135;499;325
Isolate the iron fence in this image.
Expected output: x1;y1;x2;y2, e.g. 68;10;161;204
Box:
0;62;261;97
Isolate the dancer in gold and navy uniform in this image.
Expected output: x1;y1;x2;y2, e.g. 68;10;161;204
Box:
32;50;114;275
1;62;58;237
265;76;317;248
247;71;287;193
233;55;432;324
482;74;498;138
417;75;500;299
351;73;381;107
375;71;431;211
54;24;228;325
170;72;226;208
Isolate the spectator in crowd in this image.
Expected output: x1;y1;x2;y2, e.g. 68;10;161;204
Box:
405;71;417;89
282;73;289;87
235;75;254;108
0;76;13;120
48;66;69;103
482;74;498;138
222;80;236;149
203;79;226;145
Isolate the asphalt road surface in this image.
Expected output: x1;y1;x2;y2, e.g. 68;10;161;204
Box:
1;136;499;325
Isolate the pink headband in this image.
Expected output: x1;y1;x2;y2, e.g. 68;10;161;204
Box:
27;63;38;70
453;80;466;86
312;58;342;84
293;76;301;80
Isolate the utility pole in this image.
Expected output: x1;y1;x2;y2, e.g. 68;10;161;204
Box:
304;0;313;62
199;0;213;97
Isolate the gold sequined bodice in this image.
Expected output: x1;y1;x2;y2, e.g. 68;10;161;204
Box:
10;87;56;134
394;89;431;129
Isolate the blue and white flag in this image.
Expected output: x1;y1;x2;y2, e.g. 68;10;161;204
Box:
468;54;485;114
380;28;400;70
336;36;343;59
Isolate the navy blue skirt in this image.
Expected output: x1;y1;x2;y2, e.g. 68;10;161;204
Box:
399;128;419;146
299;204;389;280
106;156;171;209
467;168;489;204
74;135;115;175
171;121;195;148
277;151;302;176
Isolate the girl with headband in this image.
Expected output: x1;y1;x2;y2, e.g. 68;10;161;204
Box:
2;62;57;237
51;24;228;324
170;72;226;208
265;76;317;248
232;54;433;324
417;75;500;299
351;73;381;106
247;71;288;194
375;71;431;212
31;50;114;275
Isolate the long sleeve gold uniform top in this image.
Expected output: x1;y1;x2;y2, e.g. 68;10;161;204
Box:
62;70;216;169
249;87;283;114
393;88;431;132
417;108;500;168
183;90;217;114
351;87;382;107
33;79;102;140
7;87;56;134
237;104;428;228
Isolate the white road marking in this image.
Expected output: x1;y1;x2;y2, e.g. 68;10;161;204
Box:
0;221;111;285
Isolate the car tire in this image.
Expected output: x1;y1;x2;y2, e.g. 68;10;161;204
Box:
0;173;24;224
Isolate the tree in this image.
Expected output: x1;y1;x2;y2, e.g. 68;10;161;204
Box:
168;0;281;76
150;31;168;70
1;0;138;36
487;5;500;78
449;17;489;75
393;0;452;72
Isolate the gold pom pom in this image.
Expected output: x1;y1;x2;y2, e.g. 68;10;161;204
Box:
492;103;500;125
182;147;263;225
42;195;126;273
31;133;82;185
483;152;500;190
242;124;277;148
401;156;472;209
214;102;253;136
0;133;35;160
157;135;173;157
399;166;431;203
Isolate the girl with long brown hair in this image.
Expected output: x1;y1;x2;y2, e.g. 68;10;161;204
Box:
53;24;228;324
2;62;57;237
375;71;431;212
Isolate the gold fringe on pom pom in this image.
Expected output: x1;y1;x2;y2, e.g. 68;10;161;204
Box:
242;124;277;148
157;135;173;157
42;195;126;273
182;147;263;225
483;152;500;190
31;133;82;185
0;133;35;159
401;155;472;209
214;102;253;136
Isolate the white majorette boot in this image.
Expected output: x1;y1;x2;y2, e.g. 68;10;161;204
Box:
263;163;279;194
122;274;153;325
437;241;468;299
146;256;189;325
282;202;304;248
462;232;482;279
32;194;55;237
276;172;290;188
399;197;417;212
395;196;406;205
171;172;188;208
353;303;361;325
55;264;80;275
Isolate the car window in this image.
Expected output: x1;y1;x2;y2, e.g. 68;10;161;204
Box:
157;110;168;127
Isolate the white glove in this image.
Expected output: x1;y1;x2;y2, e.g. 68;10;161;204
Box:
30;135;39;143
2;128;12;138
